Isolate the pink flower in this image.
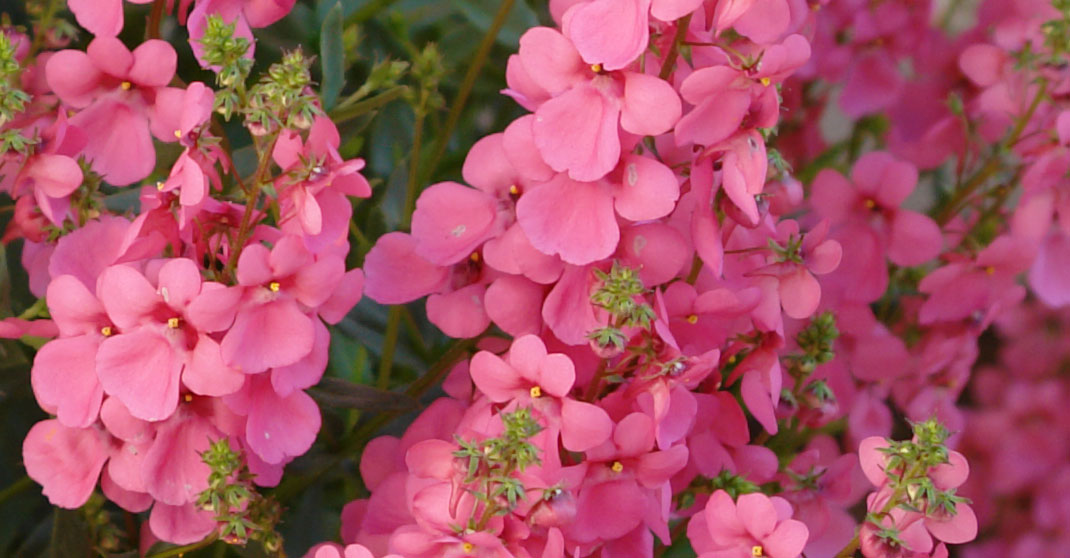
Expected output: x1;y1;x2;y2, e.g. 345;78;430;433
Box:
187;0;297;65
46;37;177;185
22;419;110;509
67;0;154;36
506;27;681;181
688;490;809;558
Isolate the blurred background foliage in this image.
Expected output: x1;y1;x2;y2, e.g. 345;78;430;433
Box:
0;0;553;555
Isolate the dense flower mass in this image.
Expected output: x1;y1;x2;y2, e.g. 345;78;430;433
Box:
0;0;1068;556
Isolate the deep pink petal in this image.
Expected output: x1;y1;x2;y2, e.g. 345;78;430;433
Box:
484;276;544;337
142;414;217;505
97;328;183;421
426;284;491;338
184;334;245;396
565;0;651;71
71;99;155;185
221;300;315;374
517;27;586;95
778;267;821;319
97;264;160;329
636;445;689;487
363;233;449;304
560;399;613;452
412;182;500;265
763;519;809;558
46;50;103;108
469;350;525;402
130;40;177;87
245;377;321;464
31;336;103;427
888;210;942;266
69;0;123;36
614;154;680;221
736;492;778;539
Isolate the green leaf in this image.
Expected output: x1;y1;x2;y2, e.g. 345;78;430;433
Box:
308;377;416;411
454;0;538;47
320;2;346;110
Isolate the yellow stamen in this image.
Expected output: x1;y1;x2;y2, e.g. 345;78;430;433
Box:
752;546;764;557
984;266;995;275
174;129;183;138
509;184;519;195
101;326;113;337
686;314;699;324
167;317;181;329
184;394;194;403
156;180;165;191
759;77;771;87
469;252;481;263
591;63;603;73
120;81;132;90
462;542;474;553
611;461;624;473
727;354;736;364
530;386;542;398
864;199;876;209
269;281;281;292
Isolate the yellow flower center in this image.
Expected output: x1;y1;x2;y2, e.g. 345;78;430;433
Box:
120;81;132;90
184;394;194;403
591;63;603;73
864;199;877;209
269;281;281;292
759;77;771;87
752;546;764;557
173;129;183;138
686;314;698;324
462;542;474;553
167;317;181;329
727;354;737;364
611;461;624;473
530;385;542;398
509;184;519;195
156;180;166;191
100;326;113;336
469;252;481;263
984;266;995;275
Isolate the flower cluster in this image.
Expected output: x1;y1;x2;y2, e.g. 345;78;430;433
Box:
3;0;1070;556
3;1;370;548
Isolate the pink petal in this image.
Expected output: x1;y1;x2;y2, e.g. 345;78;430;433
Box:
517;27;586;95
243;0;297;27
517;174;619;265
732;0;790;44
97;328;183;421
86;36;134;78
924;504;977;544
236;243;273;286
620;72;682;137
462;134;519;195
46;274;106;336
426;284;490;338
22;419;109;509
560;399;613;451
184;334;245;396
533;84;621;182
45;50;103;108
71;99;155;185
469;350;524;402
412;182;500;265
129;40;177;87
221;300;315;374
149;502;217;544
245;378;321;464
614;412;656;457
25;154;83;198
484;276;545;337
1029;230;1070;307
674;89;751;147
636;445;689;487
858;436;891;486
362;233;449;304
293;256;345;308
778;267;821;319
741;368;778;434
157;258;202;310
840;51;902;118
705;490;746;544
807;239;842;276
614;154;680;221
405;439;458;480
186;283;242;332
651;0;704;21
69;0;123;36
888;210;942;267
142;414;217;505
271;319;329;396
736;492;778;539
97;264;160;329
808;169;858;223
929;450;969;490
31;336;103;428
619;223;689;286
318;268;364;324
958;44;1005;88
100;398;153;444
101;467;152;513
565;0;651;71
763;519;809;558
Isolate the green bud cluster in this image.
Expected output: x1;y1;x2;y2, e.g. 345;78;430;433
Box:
196;439;284;554
871;418;970;524
405;43;445;115
794;311;838;373
198;16;253;121
246;49;323;133
588;262;657;350
1042;0;1070;62
453;407;543;528
0;33;30;130
677;469;761;509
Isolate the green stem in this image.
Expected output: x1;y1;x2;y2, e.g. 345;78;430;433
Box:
659;14;693;81
0;476;32;506
833;532;860;558
146;0;167;40
377;307;403;390
935;78;1047;225
331;86;409;124
17;296;48;320
421;0;516;184
223;132;281;280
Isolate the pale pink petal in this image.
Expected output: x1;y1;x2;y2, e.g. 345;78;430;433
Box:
245;378;321;464
46;50;104;108
736;492;777;539
25;154;83;198
363;233;449;304
517;27;586;95
651;0;704;21
484;276;544;337
157;258;202;310
31;336;103;428
533;84;621;182
426;284;490;338
858;436;890;486
614;154;680;221
778;267;820;319
129;40;177;87
924;504;977;544
620;72;682;137
565;0;651;71
763;519;809;558
97;328;183;421
412;182;500;265
86;37;134;78
184;334;245;396
221;301;315;374
517;175;619;265
732;0;790;44
22;419;108;509
149;502;217;544
68;0;123;36
71;99;155;185
468;350;524;402
97;264;160;329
